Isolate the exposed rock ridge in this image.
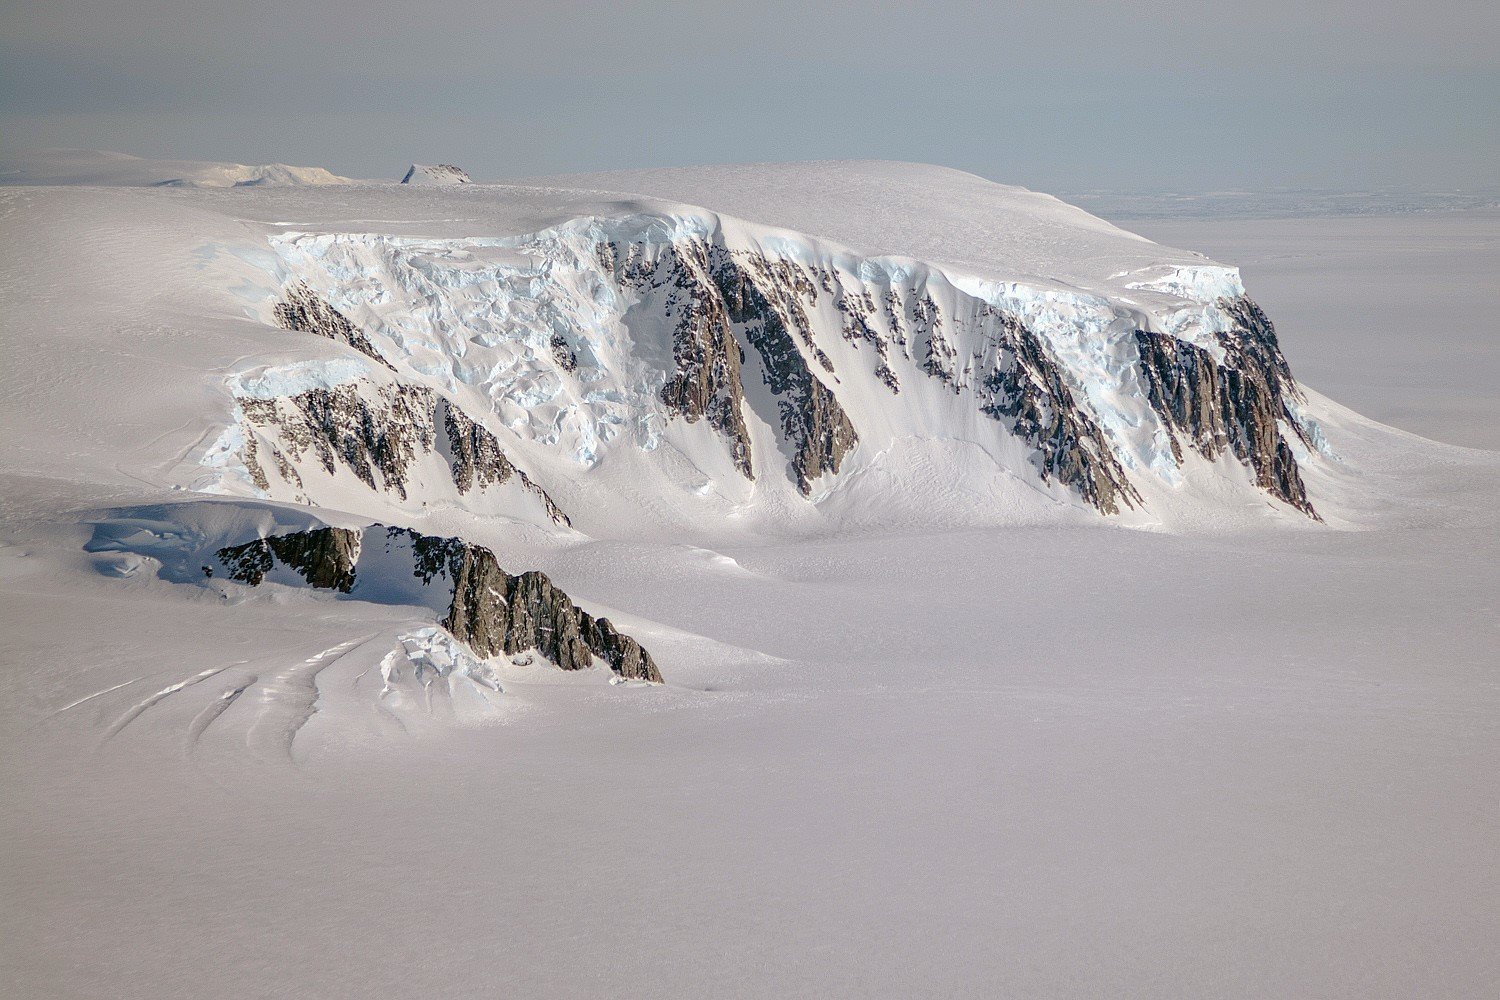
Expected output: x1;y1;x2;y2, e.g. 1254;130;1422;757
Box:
273;283;394;370
597;230;1139;505
710;248;860;494
237;383;567;522
599;234;860;493
216;526;361;591
1134;296;1317;517
215;526;660;681
836;287;901;392
598;239;755;478
439;400;571;524
244;288;569;523
239;383;435;501
407;530;660;681
268;221;1322;519
975;308;1141;514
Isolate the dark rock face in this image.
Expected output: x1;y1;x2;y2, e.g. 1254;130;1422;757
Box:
601;234;860;494
216;526;660;682
976;309;1141;515
274;283;394;370
263;234;1319;520
600;230;1137;508
240;384;435;501
239;382;567;520
1134;296;1317;517
600;239;756;479
549;331;579;373
245;288;570;522
441;399;513;494
439;401;570;525
911;295;958;391
836;288;900;393
415;532;660;681
217;526;361;592
710;250;860;495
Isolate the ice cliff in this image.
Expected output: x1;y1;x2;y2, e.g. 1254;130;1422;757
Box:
236;210;1323;524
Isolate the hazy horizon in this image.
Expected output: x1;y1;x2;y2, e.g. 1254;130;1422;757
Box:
3;1;1495;194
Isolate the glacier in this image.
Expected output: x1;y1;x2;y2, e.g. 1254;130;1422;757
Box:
251;206;1324;532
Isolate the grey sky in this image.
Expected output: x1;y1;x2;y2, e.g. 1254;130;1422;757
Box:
2;0;1495;191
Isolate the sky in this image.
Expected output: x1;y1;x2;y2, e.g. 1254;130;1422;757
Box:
1;0;1496;192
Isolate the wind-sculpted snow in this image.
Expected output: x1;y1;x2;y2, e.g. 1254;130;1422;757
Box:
267;210;1321;519
215;524;661;682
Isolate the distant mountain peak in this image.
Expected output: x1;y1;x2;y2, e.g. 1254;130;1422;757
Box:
0;148;350;187
400;163;471;186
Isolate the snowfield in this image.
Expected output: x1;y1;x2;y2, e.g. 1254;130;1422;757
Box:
1;154;1496;999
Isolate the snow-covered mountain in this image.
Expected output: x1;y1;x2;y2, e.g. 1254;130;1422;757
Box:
217;160;1335;543
400;163;472;185
0;155;1399;722
8;155;1499;996
0;148;352;187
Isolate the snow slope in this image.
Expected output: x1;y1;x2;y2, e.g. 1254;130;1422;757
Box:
2;154;1497;999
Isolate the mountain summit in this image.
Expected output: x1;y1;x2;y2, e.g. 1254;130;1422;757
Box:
399;163;472;185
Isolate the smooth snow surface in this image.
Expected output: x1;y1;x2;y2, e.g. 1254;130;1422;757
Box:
1;155;1497;999
0;148;352;187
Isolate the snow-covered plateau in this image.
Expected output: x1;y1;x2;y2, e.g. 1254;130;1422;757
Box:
1;153;1496;999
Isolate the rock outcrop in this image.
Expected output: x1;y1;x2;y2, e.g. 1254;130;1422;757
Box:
976;308;1140;514
710;247;860;494
216;526;660;682
412;532;660;680
1134;297;1316;516
438;400;570;524
602;235;859;493
265;218;1327;520
400;164;471;185
600;239;756;478
236;288;570;523
273;283;394;369
238;383;436;501
216;526;361;591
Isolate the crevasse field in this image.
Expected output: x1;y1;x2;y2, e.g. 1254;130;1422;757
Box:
1;158;1496;999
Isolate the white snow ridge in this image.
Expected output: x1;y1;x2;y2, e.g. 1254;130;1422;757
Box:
2;152;1497;1000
